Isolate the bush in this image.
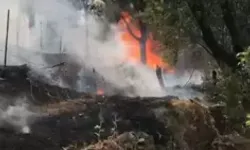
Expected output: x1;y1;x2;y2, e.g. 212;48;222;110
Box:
202;47;250;135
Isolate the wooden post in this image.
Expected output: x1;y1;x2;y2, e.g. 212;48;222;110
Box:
59;35;63;69
59;35;62;53
40;21;43;50
85;10;88;59
4;9;10;68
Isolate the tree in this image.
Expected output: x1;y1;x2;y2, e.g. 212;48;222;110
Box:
82;0;250;69
138;0;250;69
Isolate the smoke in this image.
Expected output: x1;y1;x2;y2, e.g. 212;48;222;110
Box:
0;96;38;134
163;70;204;99
0;0;167;97
164;71;203;87
0;0;204;99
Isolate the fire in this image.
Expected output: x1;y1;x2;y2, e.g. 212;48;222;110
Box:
97;88;104;95
118;11;174;73
96;11;174;95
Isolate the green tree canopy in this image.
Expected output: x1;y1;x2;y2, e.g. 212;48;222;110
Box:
137;0;250;69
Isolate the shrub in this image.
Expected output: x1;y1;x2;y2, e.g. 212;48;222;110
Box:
203;67;250;134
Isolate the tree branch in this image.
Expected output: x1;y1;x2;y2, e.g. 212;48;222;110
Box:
120;14;141;41
197;42;213;56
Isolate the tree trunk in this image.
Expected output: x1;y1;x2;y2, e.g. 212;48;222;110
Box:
188;3;239;69
139;20;148;64
221;0;245;54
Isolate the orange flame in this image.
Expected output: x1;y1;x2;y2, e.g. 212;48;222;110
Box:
95;12;174;95
97;88;104;95
118;11;174;73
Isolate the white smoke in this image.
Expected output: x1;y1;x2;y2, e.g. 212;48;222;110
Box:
0;0;204;99
164;71;203;87
0;96;38;134
0;0;167;97
163;70;204;99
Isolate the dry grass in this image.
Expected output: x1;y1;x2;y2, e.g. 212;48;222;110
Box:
163;99;219;150
84;140;122;150
80;132;155;150
38;98;250;150
39;99;89;116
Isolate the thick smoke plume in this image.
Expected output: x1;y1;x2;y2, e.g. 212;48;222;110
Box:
0;0;203;98
0;0;167;97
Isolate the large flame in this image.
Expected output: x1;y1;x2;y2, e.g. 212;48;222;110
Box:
118;11;174;73
96;11;174;95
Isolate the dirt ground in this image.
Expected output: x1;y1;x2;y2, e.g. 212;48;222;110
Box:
0;65;250;150
0;94;249;150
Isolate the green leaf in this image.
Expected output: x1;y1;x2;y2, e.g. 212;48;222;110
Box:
246;120;250;127
247;113;250;119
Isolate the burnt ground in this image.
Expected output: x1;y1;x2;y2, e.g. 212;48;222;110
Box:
0;65;176;149
0;95;177;150
0;65;249;150
1;94;246;150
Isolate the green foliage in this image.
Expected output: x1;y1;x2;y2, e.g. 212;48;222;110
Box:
236;47;250;131
138;0;250;68
203;66;250;133
204;47;250;132
139;0;189;65
139;0;215;65
246;114;250;127
237;47;250;65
